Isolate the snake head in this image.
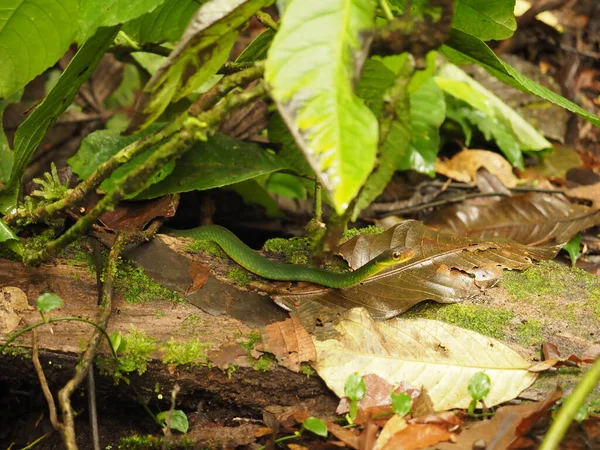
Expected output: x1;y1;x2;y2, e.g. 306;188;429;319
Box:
374;246;415;268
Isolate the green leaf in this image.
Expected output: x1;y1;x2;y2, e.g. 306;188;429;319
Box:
344;372;366;402
267;113;314;177
441;29;600;128
0;0;79;99
435;63;551;167
0;92;21;184
109;331;123;353
127;0;272;133
562;233;582;268
446;99;523;167
468;371;491;401
0;218;22;255
136;134;287;199
303;416;328;437
122;0;205;44
157;410;189;433
236;28;275;63
36;293;64;314
352;57;412;220
69;125;174;196
79;0;165;42
266;173;308;200
265;0;378;214
390;392;412;416
0;26;120;214
227;178;285;218
399;77;445;175
453;0;516;41
356;58;398;118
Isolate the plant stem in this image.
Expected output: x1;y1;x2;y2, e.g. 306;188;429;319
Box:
539;358;600;450
255;10;279;31
379;0;394;20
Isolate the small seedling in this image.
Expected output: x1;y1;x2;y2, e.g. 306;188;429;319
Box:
391;392;413;417
344;372;366;424
157;409;189;434
36;293;64;322
563;234;582;268
257;416;327;450
467;372;491;414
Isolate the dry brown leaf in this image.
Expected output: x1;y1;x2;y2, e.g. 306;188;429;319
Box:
436;149;518;188
426;192;600;245
275;220;558;319
327;422;360;449
432;387;562;450
381;423;456;450
0;287;33;334
256;317;316;371
566;182;600;208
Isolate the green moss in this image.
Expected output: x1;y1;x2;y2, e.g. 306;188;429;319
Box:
253;353;276;371
115;259;183;305
59;238;97;274
1;345;32;359
161;338;208;367
99;328;156;381
239;330;261;352
118;434;194;450
404;303;513;340
227;267;252;286
515;319;543;346
300;362;316;378
263;236;310;264
342;225;384;241
503;261;600;320
184;239;226;258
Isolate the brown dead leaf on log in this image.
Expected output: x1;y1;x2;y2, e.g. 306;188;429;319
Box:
274;220;558;319
425;192;600;245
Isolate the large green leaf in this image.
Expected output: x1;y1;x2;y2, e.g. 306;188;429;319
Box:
69;125;174;196
126;0;272;133
441;29;600;128
0;92;21;184
399;77;445;175
265;0;378;214
453;0;516;41
122;0;204;44
0;26;120;214
79;0;166;41
352;57;412;220
0;0;79;99
435;63;551;168
136;134;287;199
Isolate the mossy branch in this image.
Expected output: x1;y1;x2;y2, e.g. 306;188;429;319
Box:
23;81;267;266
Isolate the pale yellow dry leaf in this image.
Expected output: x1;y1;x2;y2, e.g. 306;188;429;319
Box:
566;182;600;208
435;149;518;187
312;308;536;411
374;414;407;450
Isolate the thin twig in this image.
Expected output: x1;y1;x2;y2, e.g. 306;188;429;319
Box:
31;328;62;432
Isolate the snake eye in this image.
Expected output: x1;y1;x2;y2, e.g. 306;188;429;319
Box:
392;251;402;260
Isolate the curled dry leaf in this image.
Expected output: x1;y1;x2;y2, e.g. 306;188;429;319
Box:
435;149;518;188
312;308;537;411
426;192;600;245
274;220;557;319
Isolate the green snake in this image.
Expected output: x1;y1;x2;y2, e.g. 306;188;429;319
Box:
172;225;415;288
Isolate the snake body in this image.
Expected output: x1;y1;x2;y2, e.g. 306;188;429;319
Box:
173;225;414;288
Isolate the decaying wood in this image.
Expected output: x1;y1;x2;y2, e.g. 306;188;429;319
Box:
0;235;337;424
